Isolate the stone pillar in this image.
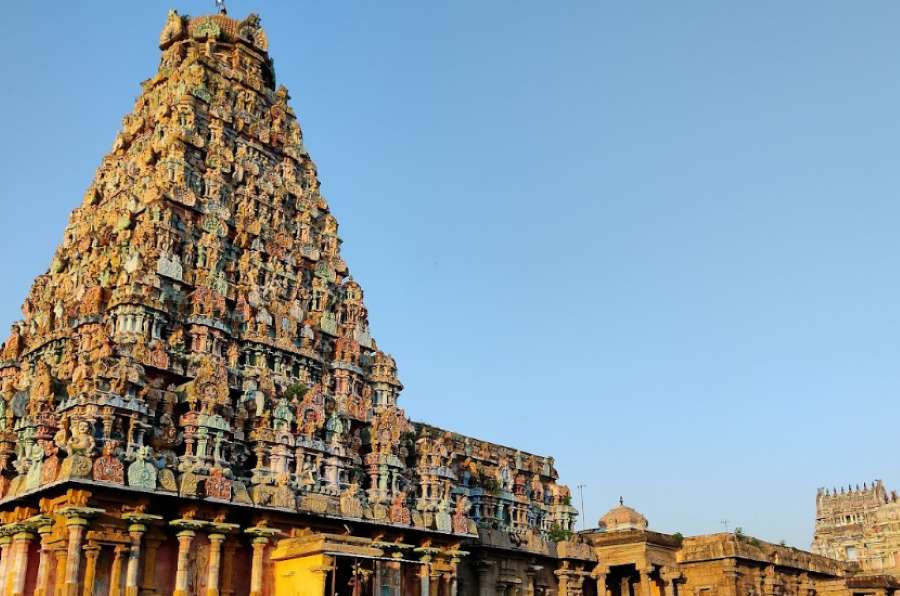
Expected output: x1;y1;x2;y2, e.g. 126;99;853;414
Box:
139;535;163;596
170;518;209;596
594;573;607;596
429;570;441;596
448;558;460;596
10;530;36;596
221;540;237;596
249;537;267;596
639;569;654;596
63;517;88;596
81;546;101;596
205;533;226;596
660;569;680;596
476;563;493;596
373;561;382;596
419;557;431;596
206;523;238;596
250;536;269;596
173;530;196;596
53;547;67;596
110;544;128;596
120;513;161;596
57;507;102;596
244;525;279;596
0;535;13;596
34;524;54;596
124;529;143;596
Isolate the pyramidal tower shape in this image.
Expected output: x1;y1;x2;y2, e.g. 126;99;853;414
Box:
0;11;579;565
0;10;407;507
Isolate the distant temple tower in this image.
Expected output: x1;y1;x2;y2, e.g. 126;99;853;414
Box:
0;9;590;596
813;480;900;575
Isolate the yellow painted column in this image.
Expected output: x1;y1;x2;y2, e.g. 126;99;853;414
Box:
110;545;127;596
34;525;55;596
205;533;226;596
53;546;68;596
170;518;209;596
640;568;654;596
248;537;267;596
594;573;607;596
10;530;36;596
0;535;13;596
121;512;162;596
243;526;279;596
80;545;100;596
62;518;88;596
58;507;103;596
172;530;195;596
220;540;237;596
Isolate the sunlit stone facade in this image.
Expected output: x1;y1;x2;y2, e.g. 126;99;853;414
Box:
0;8;897;596
0;9;591;596
580;502;900;596
813;481;900;576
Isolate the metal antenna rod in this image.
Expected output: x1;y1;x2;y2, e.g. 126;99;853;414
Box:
577;484;587;532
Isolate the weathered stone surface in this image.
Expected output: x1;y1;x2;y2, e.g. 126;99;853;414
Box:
813;480;900;575
0;7;575;546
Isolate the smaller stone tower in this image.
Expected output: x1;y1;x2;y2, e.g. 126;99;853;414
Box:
813;480;900;575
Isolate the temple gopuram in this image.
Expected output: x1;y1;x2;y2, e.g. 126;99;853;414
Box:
813;481;900;576
0;9;592;596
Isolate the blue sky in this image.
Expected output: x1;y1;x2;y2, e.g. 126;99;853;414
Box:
1;1;898;547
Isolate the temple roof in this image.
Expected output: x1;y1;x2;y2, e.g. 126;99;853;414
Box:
599;498;649;532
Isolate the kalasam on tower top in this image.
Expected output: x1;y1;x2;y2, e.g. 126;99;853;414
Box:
0;9;591;596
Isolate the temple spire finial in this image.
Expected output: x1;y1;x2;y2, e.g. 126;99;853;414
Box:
215;0;227;15
619;496;624;506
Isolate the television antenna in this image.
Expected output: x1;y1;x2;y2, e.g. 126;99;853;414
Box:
577;484;587;531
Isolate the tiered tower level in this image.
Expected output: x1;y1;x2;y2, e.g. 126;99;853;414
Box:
0;9;583;582
813;480;900;575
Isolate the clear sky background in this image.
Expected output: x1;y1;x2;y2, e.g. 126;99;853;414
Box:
0;1;897;548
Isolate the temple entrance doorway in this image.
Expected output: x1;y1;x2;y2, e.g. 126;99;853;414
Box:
606;564;640;596
328;557;374;596
325;556;418;596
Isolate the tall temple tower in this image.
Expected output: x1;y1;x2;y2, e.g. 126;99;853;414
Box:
0;10;590;596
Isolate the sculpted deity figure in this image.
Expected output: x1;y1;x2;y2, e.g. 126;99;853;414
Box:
531;475;545;501
68;355;92;397
160;9;185;46
452;496;471;534
152;411;179;449
93;440;124;484
67;420;96;457
340;482;363;518
389;492;411;525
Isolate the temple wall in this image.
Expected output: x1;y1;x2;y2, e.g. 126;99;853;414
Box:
273;552;327;596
